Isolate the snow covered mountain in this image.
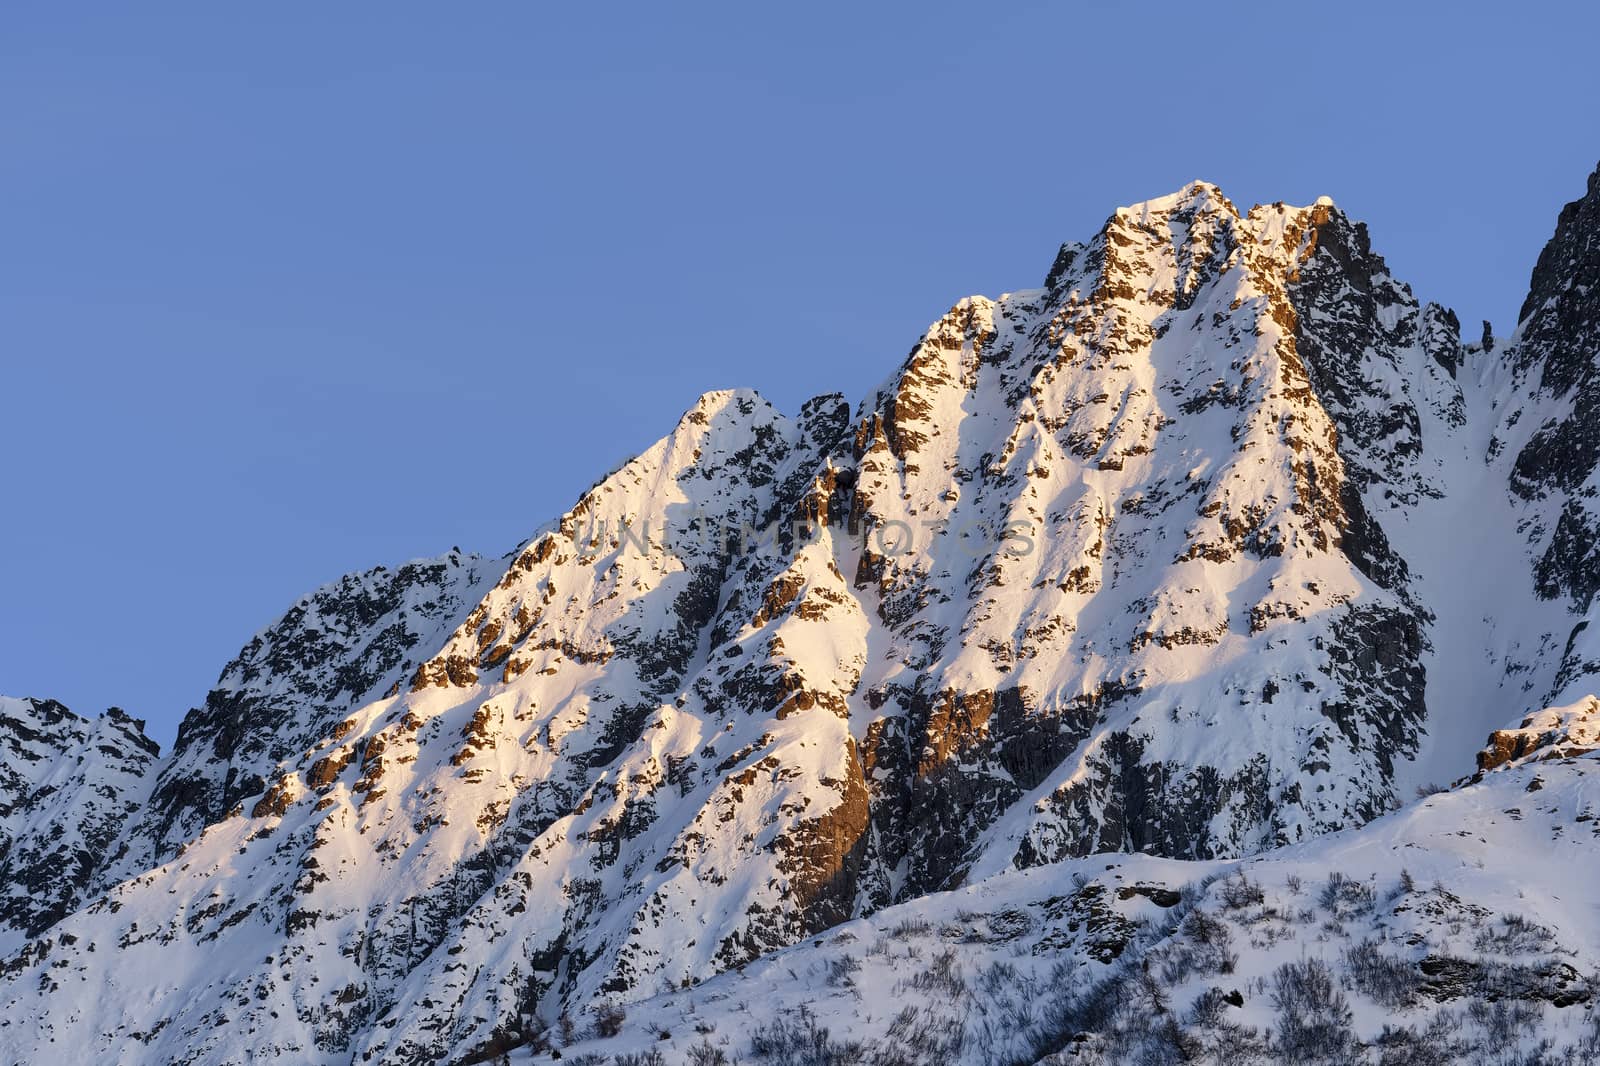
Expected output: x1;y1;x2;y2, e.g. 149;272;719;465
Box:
0;697;158;951
3;160;1600;1065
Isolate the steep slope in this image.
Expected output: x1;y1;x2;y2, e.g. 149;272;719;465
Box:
0;697;159;952
115;549;493;875
4;165;1600;1066
1505;163;1600;708
1385;160;1600;791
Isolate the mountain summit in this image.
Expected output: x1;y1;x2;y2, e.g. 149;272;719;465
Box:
6;163;1600;1065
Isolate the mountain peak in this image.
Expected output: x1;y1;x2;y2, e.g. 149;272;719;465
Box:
1517;159;1600;343
685;386;768;417
12;160;1600;1065
1116;179;1235;217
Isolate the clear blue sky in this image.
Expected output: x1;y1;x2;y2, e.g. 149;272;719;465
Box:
4;3;1597;745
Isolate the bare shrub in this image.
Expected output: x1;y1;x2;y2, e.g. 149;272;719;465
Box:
881;1006;920;1046
1186;907;1231;947
686;1041;732;1066
1466;996;1542;1046
1156;908;1237;985
887;916;932;940
1024;873;1258;1065
879;1008;965;1064
748;1005;863;1066
592;1001;627;1039
614;1051;666;1066
1575;1008;1600;1062
976;959;1019;997
1204;1019;1269;1062
1186;986;1233;1029
907;947;964;996
1270;958;1356;1065
1374;1014;1464;1066
1473;913;1555;955
825;954;860;988
1318;871;1375;919
1218;870;1264;911
1344;938;1418;1008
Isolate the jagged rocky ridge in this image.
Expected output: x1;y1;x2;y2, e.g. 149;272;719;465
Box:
3;161;1600;1065
0;697;158;949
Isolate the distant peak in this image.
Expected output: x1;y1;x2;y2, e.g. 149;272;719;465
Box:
1114;180;1238;223
1523;160;1600;318
691;386;762;408
680;387;771;423
1513;159;1600;390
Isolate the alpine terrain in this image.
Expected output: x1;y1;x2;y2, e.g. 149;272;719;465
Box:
6;161;1600;1065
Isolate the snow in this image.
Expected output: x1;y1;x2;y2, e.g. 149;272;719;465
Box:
1385;348;1573;794
4;168;1600;1065
533;754;1600;1065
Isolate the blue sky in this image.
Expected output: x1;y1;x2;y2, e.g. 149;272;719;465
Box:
4;3;1597;745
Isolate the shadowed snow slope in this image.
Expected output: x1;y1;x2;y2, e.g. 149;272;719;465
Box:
4;162;1600;1066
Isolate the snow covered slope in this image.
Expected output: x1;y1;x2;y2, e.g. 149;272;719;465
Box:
541;748;1600;1066
0;697;158;952
117;548;494;875
3;160;1600;1066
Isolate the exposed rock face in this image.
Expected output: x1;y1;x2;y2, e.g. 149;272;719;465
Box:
1497;165;1600;717
0;697;158;951
1476;696;1600;774
1515;163;1600;401
1512;166;1600;573
115;550;490;874
5;164;1600;1065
